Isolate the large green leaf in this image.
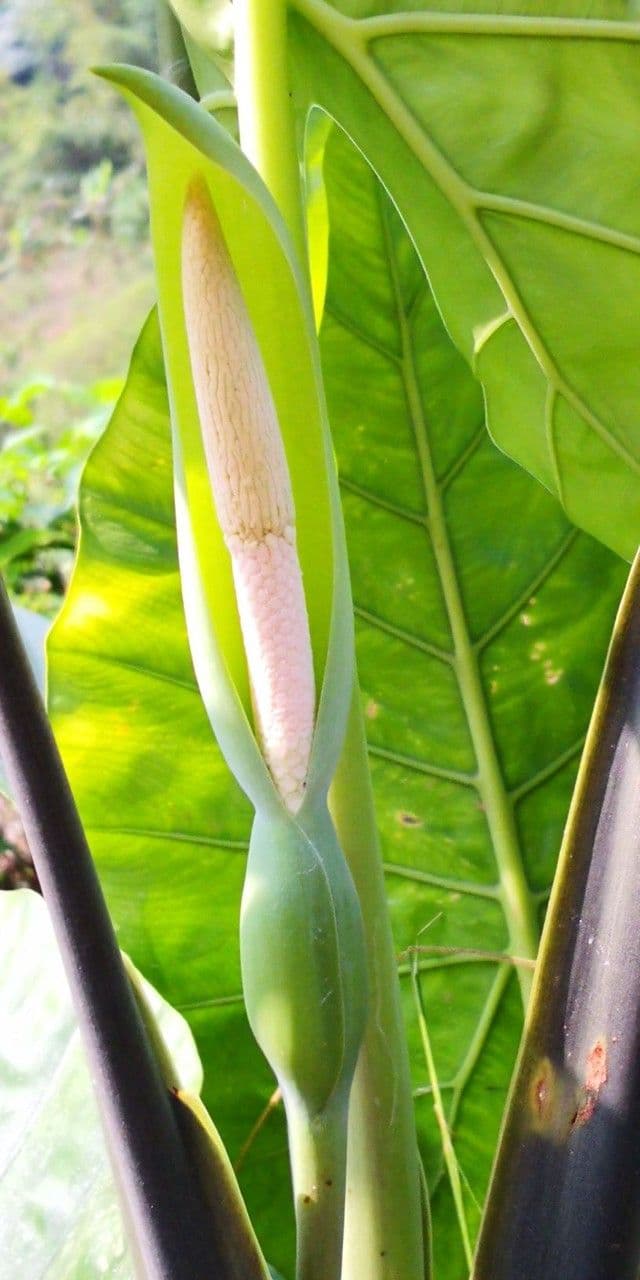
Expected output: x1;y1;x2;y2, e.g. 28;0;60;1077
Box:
47;91;625;1280
319;125;626;1277
0;889;202;1280
289;0;640;561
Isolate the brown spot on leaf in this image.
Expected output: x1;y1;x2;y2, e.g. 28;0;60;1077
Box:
571;1091;597;1129
529;1057;555;1126
586;1038;607;1093
571;1038;607;1130
365;699;379;720
396;810;423;829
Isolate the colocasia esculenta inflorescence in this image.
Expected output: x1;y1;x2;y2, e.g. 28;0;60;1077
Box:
182;176;315;812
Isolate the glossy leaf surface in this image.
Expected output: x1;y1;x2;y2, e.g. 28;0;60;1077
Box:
319;126;626;1276
47;116;625;1280
289;0;640;561
0;889;202;1280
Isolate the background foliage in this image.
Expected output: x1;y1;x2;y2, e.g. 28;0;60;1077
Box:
0;0;155;386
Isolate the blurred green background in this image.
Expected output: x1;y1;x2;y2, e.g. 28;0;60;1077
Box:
0;0;157;882
1;0;156;614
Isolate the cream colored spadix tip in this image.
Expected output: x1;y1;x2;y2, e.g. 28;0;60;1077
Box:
182;176;315;812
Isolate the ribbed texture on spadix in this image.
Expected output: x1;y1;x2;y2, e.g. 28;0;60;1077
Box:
181;177;315;812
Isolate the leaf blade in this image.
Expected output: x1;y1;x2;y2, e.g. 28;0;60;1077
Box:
289;0;640;558
318;123;626;1276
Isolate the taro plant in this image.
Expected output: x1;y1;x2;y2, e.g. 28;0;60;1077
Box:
2;2;640;1279
0;376;117;612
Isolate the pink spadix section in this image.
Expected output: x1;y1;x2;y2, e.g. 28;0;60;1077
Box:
229;532;314;811
181;177;315;812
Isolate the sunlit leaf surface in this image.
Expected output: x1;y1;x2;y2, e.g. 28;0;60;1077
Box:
290;0;640;560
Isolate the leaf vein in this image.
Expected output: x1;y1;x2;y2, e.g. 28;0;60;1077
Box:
355;603;453;664
367;742;477;788
51;649;199;695
85;825;248;851
474;527;578;652
447;965;513;1131
545;384;564;505
438;424;485;493
384;862;498;899
358;11;640;43
511;735;584;804
324;302;402;364
340;475;425;524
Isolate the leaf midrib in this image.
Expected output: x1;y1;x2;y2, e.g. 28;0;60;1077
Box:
291;0;640;482
329;8;640;43
378;187;539;1004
